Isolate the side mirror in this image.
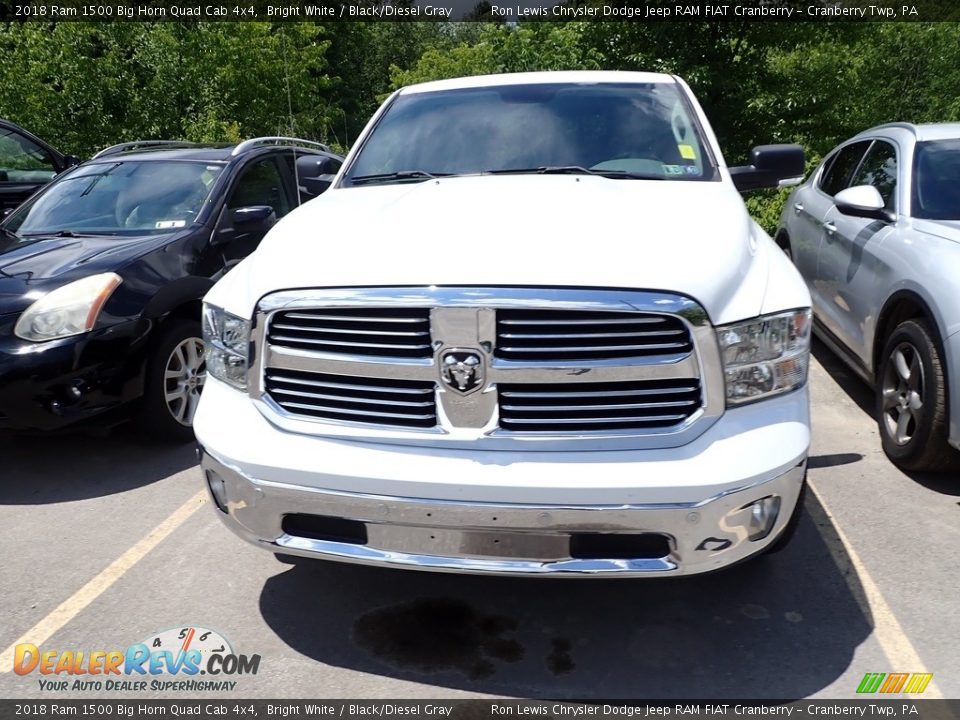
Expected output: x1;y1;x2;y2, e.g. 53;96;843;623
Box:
297;155;340;202
301;176;333;199
834;185;895;223
64;155;82;168
296;155;338;178
729;144;805;192
211;205;276;246
231;205;275;226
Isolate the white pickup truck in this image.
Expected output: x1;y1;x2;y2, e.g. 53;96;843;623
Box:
195;71;812;577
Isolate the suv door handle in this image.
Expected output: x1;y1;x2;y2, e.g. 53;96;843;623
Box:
793;202;804;213
823;221;837;237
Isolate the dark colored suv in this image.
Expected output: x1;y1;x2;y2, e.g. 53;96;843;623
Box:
0;137;342;439
1;119;79;214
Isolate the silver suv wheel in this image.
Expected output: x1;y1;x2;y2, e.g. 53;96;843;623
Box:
880;341;924;446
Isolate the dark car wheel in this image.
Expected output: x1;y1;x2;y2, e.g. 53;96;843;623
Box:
138;320;206;442
876;319;958;472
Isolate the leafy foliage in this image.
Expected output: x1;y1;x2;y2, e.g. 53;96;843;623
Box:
2;20;960;232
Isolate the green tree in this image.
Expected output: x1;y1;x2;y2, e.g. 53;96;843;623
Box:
390;23;603;88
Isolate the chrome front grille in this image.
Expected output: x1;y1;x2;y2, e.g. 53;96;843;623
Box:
496;309;692;361
499;379;702;432
264;369;437;429
268;308;431;358
254;288;722;448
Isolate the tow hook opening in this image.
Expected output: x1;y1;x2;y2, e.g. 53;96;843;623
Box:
569;533;671;560
282;514;369;545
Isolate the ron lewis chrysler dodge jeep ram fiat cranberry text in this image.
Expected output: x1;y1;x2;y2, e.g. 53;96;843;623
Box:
195;71;812;577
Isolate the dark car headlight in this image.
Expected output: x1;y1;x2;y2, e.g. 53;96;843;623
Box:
14;272;122;342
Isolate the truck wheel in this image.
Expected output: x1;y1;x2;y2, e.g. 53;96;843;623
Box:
876;319;958;472
765;480;805;554
138;320;206;442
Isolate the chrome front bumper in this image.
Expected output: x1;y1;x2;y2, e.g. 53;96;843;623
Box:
200;448;806;577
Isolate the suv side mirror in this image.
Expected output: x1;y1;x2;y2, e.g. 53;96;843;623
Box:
729;144;805;192
231;205;275;226
212;205;276;246
834;185;895;223
64;155;82;168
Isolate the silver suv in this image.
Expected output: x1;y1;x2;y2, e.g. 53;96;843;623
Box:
777;122;960;472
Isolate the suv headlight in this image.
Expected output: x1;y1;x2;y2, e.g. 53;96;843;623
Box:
15;272;122;342
202;303;250;391
717;308;812;406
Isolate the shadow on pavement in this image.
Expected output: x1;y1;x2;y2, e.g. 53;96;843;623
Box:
811;337;875;418
808;453;863;469
0;425;197;504
259;490;873;699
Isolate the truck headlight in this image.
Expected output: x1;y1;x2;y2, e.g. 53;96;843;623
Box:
717;308;811;405
14;272;122;342
202;303;250;391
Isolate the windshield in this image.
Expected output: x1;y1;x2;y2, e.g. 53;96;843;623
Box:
913;140;960;220
343;82;717;185
5;160;223;237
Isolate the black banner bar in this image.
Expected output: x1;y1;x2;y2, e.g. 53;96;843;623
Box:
3;0;960;23
1;700;959;720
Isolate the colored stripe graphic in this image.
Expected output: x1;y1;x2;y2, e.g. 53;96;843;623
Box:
903;674;933;694
857;672;933;694
857;673;886;694
880;673;909;693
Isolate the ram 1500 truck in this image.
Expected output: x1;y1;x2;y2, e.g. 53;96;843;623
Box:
195;71;812;577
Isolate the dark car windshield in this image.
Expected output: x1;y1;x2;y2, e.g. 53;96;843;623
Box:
5;160;223;237
343;82;717;185
912;140;960;220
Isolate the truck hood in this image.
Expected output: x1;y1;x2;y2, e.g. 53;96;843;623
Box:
229;175;774;324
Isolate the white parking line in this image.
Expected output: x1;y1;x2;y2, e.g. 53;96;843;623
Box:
807;482;942;699
0;490;206;673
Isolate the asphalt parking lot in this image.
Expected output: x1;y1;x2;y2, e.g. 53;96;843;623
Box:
1;339;958;700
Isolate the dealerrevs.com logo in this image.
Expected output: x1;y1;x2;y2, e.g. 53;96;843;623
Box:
13;626;260;692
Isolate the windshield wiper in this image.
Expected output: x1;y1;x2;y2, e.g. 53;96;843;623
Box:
488;166;666;180
349;170;455;186
20;230;111;238
488;165;596;176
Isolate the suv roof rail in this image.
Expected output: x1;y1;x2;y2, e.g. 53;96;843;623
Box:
231;136;331;156
92;140;200;159
869;122;917;134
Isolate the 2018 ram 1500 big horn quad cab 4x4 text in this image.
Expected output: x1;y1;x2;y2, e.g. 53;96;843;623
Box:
195;71;812;577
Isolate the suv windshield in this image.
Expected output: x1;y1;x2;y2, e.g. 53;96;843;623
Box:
5;160;223;236
913;140;960;220
343;82;717;185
